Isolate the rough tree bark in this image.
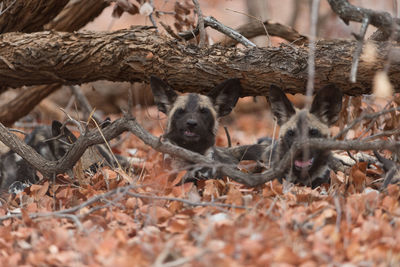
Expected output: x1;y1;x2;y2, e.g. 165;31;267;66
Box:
0;27;398;96
0;0;110;125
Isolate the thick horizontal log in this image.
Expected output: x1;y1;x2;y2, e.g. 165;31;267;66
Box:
0;27;399;96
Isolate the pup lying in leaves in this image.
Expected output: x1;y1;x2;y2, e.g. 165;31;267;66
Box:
0;120;129;193
259;84;343;188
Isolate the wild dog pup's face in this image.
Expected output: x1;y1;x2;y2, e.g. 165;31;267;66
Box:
150;76;241;155
268;84;343;186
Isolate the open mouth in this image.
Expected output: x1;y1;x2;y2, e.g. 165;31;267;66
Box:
294;157;314;170
184;130;199;138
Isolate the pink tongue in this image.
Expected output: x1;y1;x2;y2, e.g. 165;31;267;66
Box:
294;159;313;168
184;130;196;137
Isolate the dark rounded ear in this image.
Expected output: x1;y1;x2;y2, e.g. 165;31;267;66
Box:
51;120;77;143
207;78;242;117
150;76;178;114
268;84;295;125
310;84;343;126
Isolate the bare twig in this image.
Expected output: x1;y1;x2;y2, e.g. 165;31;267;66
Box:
0;0;17;16
224;8;271;47
350;17;369;83
2;109;400;188
334;195;342;233
179;16;256;47
362;128;400;141
357;101;392;140
219;19;307;47
327;0;400;41
8;129;28;135
0;184;251;229
69;85;102;123
192;0;206;48
334;106;400;139
305;0;320;102
0;185;135;223
223;126;232;148
126;192;250;210
374;151;400;189
148;0;158;31
159;21;182;40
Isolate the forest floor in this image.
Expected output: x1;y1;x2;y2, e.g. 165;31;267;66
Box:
0;98;399;267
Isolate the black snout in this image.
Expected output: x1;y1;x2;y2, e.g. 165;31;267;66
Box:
186;119;197;127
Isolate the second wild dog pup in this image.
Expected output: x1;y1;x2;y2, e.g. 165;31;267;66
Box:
266;84;343;188
150;76;242;179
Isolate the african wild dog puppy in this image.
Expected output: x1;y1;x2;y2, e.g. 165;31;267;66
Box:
0;120;128;193
263;84;343;188
150;76;242;180
0;121;72;192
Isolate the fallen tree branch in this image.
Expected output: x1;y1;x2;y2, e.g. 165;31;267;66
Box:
327;0;400;41
0;117;131;177
1;28;400;95
1;111;400;187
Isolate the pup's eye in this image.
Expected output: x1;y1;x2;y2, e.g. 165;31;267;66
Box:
309;128;320;137
199;108;209;114
286;129;295;137
176;108;185;114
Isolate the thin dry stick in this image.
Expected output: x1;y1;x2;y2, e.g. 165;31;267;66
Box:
69;85;102;123
362;128;400;141
159;21;182;40
350;17;369;83
357;101;392;140
0;0;17;16
91;118;122;171
148;0;157;31
178;16;256;47
334;195;342;233
192;0;205;47
126;192;250;210
268;119;277;168
0;184;251;227
334;106;400;139
305;0;320;103
225;8;271;47
0;185;135;223
301;0;320;170
223;126;232;147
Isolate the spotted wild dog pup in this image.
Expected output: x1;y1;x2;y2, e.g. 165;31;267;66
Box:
265;84;343;188
150;76;242;180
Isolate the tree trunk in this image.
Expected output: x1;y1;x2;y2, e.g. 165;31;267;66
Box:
0;27;398;96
